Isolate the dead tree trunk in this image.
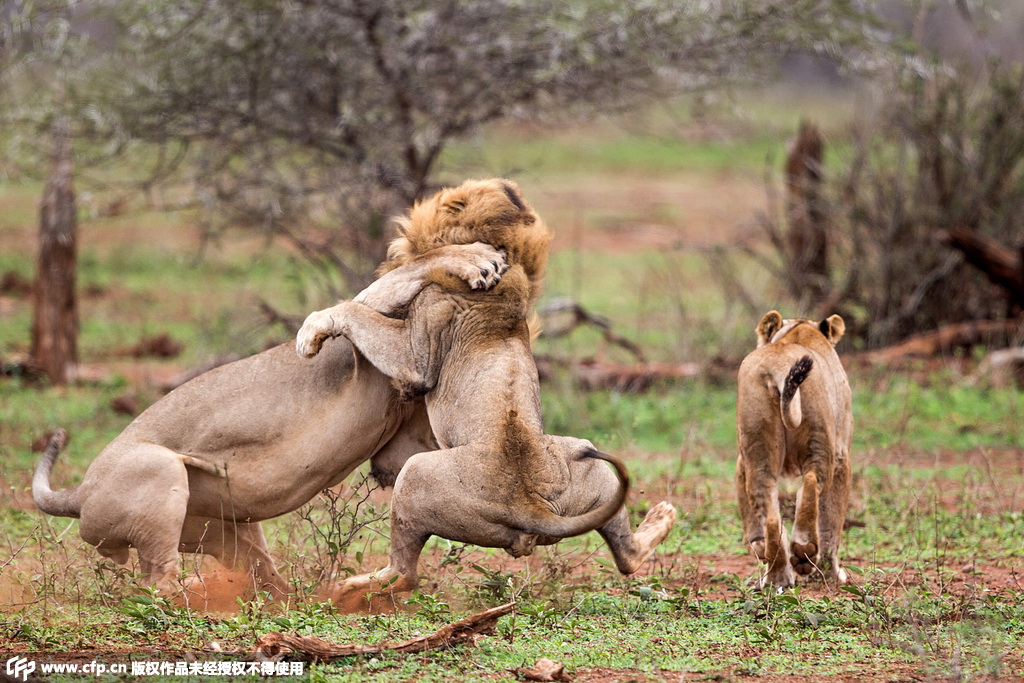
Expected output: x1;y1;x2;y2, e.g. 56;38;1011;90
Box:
940;229;1024;313
784;120;830;304
30;117;78;384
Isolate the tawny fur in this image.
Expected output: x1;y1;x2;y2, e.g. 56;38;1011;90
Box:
382;178;552;306
735;310;853;591
297;178;677;609
33;241;512;605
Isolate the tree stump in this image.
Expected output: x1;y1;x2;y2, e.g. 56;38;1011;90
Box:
784;120;830;304
30;117;79;385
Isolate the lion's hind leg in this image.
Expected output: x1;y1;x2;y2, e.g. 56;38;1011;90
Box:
737;434;795;590
329;447;462;612
736;456;765;561
329;543;426;613
178;517;290;607
789;470;821;577
816;456;851;585
330;444;534;611
78;443;191;595
738;462;795;590
328;516;428;612
762;509;795;591
541;443;675;574
598;502;677;574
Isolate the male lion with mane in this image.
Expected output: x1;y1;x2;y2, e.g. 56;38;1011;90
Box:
33;235;511;603
297;178;677;608
735;310;852;591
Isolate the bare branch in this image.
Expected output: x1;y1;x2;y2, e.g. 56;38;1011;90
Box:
253;602;515;663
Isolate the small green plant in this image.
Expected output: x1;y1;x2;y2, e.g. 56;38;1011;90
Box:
295;474;390;586
518;599;563;629
470;563;521;604
119;587;179;633
628;577;691;614
405;591;451;621
270;600;337;633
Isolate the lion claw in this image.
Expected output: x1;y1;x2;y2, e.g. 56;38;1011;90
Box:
458;242;508;290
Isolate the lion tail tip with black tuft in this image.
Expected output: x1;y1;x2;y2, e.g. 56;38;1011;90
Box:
781;355;813;430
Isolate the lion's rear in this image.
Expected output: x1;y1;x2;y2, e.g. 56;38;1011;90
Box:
738;310;853;590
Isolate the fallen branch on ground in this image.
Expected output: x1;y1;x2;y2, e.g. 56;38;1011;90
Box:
252;602;515;663
863;319;1023;363
538;356;701;392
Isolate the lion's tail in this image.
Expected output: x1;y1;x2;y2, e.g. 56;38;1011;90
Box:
32;429;81;519
778;355;813;430
520;448;629;540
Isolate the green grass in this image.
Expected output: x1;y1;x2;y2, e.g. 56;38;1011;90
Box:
4;357;1021;680
442;87;861;180
854;373;1022;450
537;249;761;362
538;369;1024;455
0;244;313;365
445;126;780;179
2;91;1023;681
4;563;1020;682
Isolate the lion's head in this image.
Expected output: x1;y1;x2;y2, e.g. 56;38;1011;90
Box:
381;178;552;305
755;310;845;349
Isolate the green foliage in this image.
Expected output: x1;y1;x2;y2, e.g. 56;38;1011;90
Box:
404;591;451;622
119;588;180;633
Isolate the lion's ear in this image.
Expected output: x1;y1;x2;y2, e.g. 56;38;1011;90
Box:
444;197;467;214
819;314;846;346
502;181;526;212
756;311;783;347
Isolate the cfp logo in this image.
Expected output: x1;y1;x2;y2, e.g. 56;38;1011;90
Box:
6;656;36;682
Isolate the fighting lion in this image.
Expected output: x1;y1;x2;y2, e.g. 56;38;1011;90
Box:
735;310;853;590
296;178;677;607
33;239;510;602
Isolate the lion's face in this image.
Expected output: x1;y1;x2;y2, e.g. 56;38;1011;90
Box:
383;178;552;304
755;310;845;349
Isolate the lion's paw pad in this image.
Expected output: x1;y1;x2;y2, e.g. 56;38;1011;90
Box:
634;502;677;547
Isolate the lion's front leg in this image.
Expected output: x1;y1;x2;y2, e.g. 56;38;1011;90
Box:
355;242;508;315
329;506;430;612
296;302;430;390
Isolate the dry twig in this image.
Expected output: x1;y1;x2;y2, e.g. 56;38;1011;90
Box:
252;602;515;663
539;297;645;363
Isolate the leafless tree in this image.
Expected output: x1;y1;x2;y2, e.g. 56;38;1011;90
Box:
749;54;1024;350
74;0;879;298
840;57;1024;347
